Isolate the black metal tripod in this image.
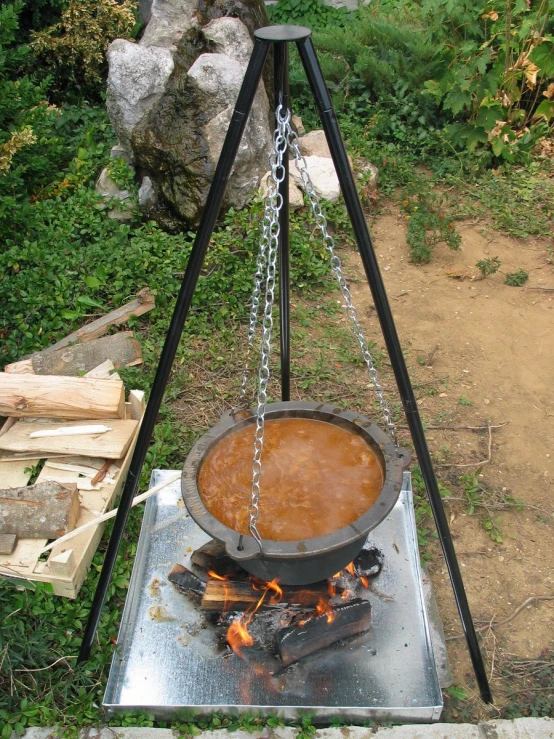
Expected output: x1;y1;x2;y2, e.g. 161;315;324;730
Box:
79;24;492;704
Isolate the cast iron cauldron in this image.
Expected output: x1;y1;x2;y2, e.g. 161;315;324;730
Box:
181;401;409;585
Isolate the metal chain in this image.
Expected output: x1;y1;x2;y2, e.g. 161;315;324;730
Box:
284;113;399;446
247;104;289;547
238;193;272;402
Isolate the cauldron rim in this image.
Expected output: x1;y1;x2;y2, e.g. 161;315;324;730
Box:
181;401;407;563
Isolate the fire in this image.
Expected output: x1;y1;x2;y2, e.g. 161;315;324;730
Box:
266;578;283;604
345;561;356;577
226;578;281;658
360;575;369;588
227;617;254;658
207;570;230;581
315;596;335;624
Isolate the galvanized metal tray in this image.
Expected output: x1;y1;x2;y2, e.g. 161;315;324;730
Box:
103;470;443;723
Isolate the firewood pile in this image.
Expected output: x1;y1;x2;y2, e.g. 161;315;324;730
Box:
0;290;153;597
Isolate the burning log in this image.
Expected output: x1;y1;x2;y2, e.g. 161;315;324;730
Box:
168;564;205;596
201;578;331;612
277;598;371;667
190;539;243;577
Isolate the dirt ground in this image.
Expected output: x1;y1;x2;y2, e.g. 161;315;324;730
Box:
344;207;554;713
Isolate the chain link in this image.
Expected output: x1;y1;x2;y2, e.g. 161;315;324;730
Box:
247;105;289;547
243;105;399;549
238;191;271;402
284;115;399;446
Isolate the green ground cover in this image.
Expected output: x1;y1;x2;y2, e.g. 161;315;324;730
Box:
0;0;553;733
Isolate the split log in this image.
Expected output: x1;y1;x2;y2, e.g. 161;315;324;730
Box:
0;418;139;459
191;539;244;577
277;598;372;667
0;374;126;419
38;288;155;355
168;564;206;595
201;578;331;612
0;481;80;538
4;332;142;376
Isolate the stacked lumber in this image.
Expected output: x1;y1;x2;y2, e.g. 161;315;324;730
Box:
0;293;153;597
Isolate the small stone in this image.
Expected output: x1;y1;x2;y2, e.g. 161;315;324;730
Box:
291;155;341;203
138;176;156;209
95;167;130;202
110;144;133;164
299;130;331;159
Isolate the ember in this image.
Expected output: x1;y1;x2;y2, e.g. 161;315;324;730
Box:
168;540;384;667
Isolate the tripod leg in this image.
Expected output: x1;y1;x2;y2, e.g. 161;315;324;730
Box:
296;37;492;704
274;42;291;402
78;37;270;662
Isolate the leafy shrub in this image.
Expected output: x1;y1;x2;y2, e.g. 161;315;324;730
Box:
476;256;501;277
30;0;136;98
422;0;554;162
504;268;529;286
402;189;461;263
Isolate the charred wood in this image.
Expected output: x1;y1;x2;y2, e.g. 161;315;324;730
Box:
168;564;206;596
277;598;371;667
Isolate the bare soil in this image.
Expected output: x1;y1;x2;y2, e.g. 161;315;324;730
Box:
344;207;554;714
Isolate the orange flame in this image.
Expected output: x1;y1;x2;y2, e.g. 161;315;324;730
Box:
226;578;281;658
315;596;335;624
266;578;283;605
227;617;254;658
207;569;230;581
340;588;354;601
360;575;369;588
345;561;356;577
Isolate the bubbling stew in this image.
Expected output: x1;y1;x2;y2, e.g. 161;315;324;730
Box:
198;417;384;541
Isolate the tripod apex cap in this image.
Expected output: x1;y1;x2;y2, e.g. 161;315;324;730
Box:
254;25;312;42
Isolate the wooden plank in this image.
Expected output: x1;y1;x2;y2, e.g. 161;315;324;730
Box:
0;418;138;458
38;288;155;355
0;391;144;598
4;332;142;376
85;360;120;381
0;458;37;488
0;374;126;419
48;549;75;576
0;481;80;538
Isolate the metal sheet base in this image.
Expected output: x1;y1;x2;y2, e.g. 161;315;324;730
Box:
103;470;443;724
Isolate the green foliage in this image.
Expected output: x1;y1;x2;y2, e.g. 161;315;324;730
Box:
29;0;137;99
476;256;501;277
0;511;143;735
401;189;461;264
501;651;554;719
267;0;349;30
421;0;554;163
504;268;529;286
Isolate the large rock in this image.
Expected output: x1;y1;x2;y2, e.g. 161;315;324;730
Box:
106;3;271;230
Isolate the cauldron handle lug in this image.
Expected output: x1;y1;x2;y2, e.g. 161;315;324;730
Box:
228;406;254;423
396;447;412;469
225;535;262;561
